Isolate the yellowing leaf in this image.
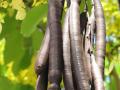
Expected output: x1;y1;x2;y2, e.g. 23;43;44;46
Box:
0;38;6;65
0;1;8;8
0;23;2;33
11;0;26;20
6;62;17;81
16;9;26;20
0;13;5;23
11;0;25;10
32;0;47;6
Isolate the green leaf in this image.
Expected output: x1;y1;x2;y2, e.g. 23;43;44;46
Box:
0;76;34;90
0;16;25;64
80;0;85;12
0;77;13;90
13;37;33;75
12;83;34;90
115;63;120;76
86;0;92;14
0;23;2;33
110;76;117;90
32;27;44;53
21;4;48;37
0;16;33;75
0;65;7;77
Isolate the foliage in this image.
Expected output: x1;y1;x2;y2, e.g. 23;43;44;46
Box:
101;0;120;90
0;0;120;90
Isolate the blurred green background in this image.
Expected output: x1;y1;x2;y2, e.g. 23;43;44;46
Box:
0;0;120;90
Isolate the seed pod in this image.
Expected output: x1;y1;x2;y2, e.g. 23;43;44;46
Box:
63;9;75;90
91;54;105;90
84;7;96;83
36;68;48;90
93;0;106;77
35;27;50;75
69;0;90;90
48;0;64;89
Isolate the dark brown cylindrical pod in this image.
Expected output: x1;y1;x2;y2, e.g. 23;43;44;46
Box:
84;17;92;83
35;27;50;75
48;0;64;89
36;68;48;90
89;7;96;46
93;0;106;77
91;54;105;90
63;9;75;90
69;0;90;90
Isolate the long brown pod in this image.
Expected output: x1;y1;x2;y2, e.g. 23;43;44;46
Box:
93;0;106;77
35;27;50;75
89;7;96;46
87;6;96;90
91;53;105;90
48;0;64;89
84;14;92;83
63;9;74;90
79;7;92;83
69;0;90;90
36;68;48;90
84;6;96;83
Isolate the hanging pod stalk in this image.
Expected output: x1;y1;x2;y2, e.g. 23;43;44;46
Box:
35;27;50;75
93;0;106;77
63;9;75;90
69;0;90;89
48;0;64;89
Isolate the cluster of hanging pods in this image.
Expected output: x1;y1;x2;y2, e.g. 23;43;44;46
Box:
34;0;106;90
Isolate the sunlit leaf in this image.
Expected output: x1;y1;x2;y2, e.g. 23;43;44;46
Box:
16;8;26;20
31;28;44;53
0;17;25;64
32;0;47;6
0;1;8;8
0;38;6;65
115;63;120;76
11;0;25;10
0;23;2;33
21;4;47;37
12;83;34;90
